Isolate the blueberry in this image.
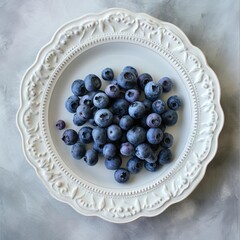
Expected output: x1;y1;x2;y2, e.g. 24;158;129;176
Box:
146;128;164;144
93;142;104;153
62;129;78;145
135;143;153;160
158;77;173;92
78;126;93;144
143;98;153;113
101;68;114;81
107;124;122;141
125;89;140;102
103;143;117;158
167;95;181;110
120;142;135;156
71;142;86;159
76;104;92;121
128;101;145;119
144;161;160;172
146;113;162;128
105;84;120;98
127;126;146;146
56;120;65;130
122;66;138;77
104;155;122;170
73;113;86;126
84;74;102;91
137;73;153;90
93;92;109;108
84;149;98;166
117;71;137;89
152;99;166;114
119;115;134;131
160;133;174;148
127;157;143;174
94;109;113;127
114;168;130;183
92;127;107;145
80;95;93;107
71;79;88;96
144;82;162;101
112;99;129;117
161;110;178;126
158;148;172;165
65;95;80;113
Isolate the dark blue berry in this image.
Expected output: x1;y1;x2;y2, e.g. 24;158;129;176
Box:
125;89;140;102
135;143;154;161
117;71;137;89
144;82;162;101
93;92;109;108
161;110;178;126
107;124;122;141
103;143;117;158
137;73;153;90
114;168;130;183
73;113;86;126
160;133;174;148
144;161;160;172
158;148;172;165
112;99;129;117
71;142;86;159
112;115;121;124
84;149;98;166
119;115;134;131
167;95;181;110
92;127;107;145
128;101;145;119
56;120;65;130
146;113;162;128
84;74;102;91
158;77;173;92
62;129;78;145
105;84;120;98
76;104;92;121
94;109;113;127
127;126;146;146
104;155;122;170
127;157;143;174
65;95;80;113
123;66;138;77
120;142;135;156
80;95;93;107
101;68;114;81
71;79;88;96
152;99;166;114
146;128;164;144
78;126;93;144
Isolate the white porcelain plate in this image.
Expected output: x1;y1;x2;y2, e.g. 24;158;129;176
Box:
17;8;224;223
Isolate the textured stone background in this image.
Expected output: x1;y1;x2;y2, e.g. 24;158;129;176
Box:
0;0;239;239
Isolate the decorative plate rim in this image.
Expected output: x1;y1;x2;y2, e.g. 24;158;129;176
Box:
16;8;224;223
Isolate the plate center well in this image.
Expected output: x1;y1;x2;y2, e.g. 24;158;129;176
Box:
48;42;192;189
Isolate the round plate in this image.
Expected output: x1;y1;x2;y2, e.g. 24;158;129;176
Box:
16;8;224;223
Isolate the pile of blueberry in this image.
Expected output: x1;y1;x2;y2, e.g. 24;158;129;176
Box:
56;66;181;183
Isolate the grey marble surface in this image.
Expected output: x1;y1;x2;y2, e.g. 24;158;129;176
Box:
0;0;239;239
